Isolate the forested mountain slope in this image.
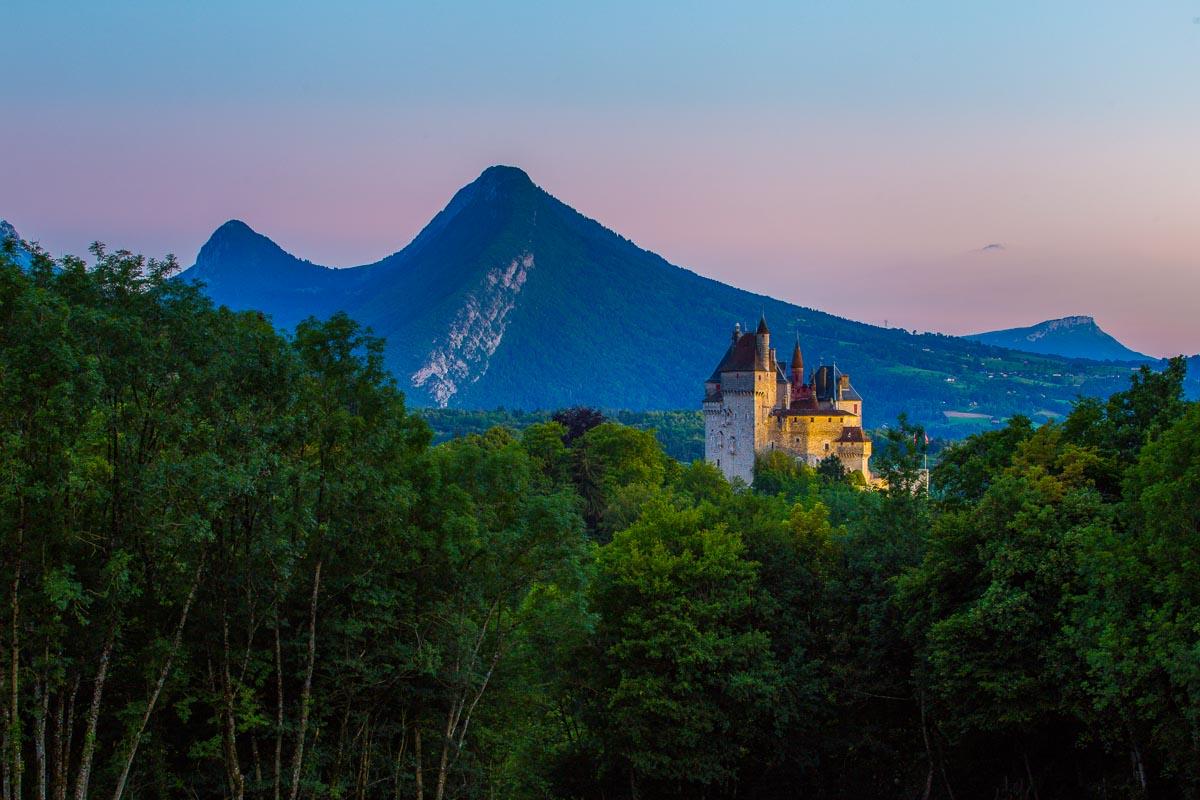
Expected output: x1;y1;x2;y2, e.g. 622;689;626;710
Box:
180;167;1196;434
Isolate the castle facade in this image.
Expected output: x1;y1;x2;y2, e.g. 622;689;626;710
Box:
703;316;872;485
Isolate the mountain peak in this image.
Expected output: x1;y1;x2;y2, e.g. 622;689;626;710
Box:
196;219;291;262
476;165;532;185
968;315;1148;362
208;219;260;243
1049;315;1096;327
467;165;537;201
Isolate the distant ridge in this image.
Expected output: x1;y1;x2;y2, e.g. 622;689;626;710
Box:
177;166;1187;435
966;316;1150;362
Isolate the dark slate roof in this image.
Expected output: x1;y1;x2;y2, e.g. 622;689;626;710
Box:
813;364;863;403
836;426;869;443
707;333;759;381
756;314;770;335
813;365;840;401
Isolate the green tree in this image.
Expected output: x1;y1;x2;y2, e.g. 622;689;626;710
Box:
589;497;778;796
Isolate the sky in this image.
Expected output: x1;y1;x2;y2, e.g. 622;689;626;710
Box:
3;1;1199;357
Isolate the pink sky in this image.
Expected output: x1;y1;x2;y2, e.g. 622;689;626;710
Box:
4;2;1198;357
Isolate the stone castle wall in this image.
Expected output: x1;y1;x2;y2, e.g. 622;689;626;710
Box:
704;324;871;485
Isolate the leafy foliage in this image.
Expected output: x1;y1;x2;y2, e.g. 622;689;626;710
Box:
2;237;1199;799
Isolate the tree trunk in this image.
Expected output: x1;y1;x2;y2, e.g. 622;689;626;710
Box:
1131;741;1147;793
2;706;10;800
933;720;956;800
50;686;63;800
354;718;371;800
919;691;933;800
53;675;78;800
413;727;423;800
1023;751;1040;800
251;737;262;786
35;676;48;800
9;534;22;800
73;629;115;800
333;701;351;789
434;698;459;800
435;598;504;800
221;606;246;800
390;718;408;800
111;554;205;800
288;559;321;800
273;619;284;800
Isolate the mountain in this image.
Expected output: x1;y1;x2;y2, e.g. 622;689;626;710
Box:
178;166;1181;436
966;316;1150;362
0;220;32;269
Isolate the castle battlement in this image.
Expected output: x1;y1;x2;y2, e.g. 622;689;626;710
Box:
703;315;872;485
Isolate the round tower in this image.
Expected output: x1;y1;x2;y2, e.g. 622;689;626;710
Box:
755;313;770;371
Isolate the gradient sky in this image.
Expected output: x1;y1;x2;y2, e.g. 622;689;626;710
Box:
4;1;1199;356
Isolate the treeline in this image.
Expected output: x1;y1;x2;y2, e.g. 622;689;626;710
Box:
1;242;1198;799
418;408;705;464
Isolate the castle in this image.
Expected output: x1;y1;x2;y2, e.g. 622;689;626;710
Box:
703;315;872;484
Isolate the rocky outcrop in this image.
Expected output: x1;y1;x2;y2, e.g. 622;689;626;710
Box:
1;220;32;269
411;252;534;406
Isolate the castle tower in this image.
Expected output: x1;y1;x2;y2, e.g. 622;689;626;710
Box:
755;313;770;371
703;316;776;484
705;317;872;485
790;336;804;394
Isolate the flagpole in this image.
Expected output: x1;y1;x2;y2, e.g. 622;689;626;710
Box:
923;433;930;492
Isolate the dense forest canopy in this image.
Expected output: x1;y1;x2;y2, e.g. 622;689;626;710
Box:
1;239;1198;799
418;408;707;464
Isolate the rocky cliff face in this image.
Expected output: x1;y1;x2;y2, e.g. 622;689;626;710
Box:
1024;315;1095;340
412;253;534;406
0;220;32;269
